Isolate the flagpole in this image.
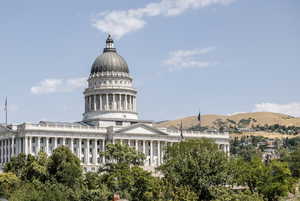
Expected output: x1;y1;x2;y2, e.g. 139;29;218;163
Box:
5;97;7;126
197;110;201;131
180;120;184;141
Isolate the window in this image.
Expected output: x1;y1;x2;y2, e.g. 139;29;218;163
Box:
116;121;123;126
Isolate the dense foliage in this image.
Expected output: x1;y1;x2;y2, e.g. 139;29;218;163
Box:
1;139;299;201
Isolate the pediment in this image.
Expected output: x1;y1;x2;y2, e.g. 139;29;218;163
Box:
115;123;168;136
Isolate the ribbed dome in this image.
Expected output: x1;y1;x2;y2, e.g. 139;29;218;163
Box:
91;35;129;74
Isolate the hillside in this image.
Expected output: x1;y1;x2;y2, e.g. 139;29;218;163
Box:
156;112;300;129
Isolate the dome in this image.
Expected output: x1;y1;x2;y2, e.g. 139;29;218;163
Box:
91;35;129;74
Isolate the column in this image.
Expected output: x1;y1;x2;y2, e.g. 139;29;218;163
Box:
102;139;105;163
106;94;109;110
98;95;102;111
158;141;161;165
18;138;21;154
79;138;82;162
46;137;49;155
118;94;121;111
150;141;153;166
94;95;97;111
28;137;32;154
7;139;10;161
10;137;14;157
37;137;41;154
97;94;101;111
112;94;115;110
125;95;128;111
54;137;57;149
93;139;97;164
86;139;90;164
24;137;28;155
135;140;138;151
62;138;66;146
70;138;74;153
133;97;135;112
143;140;146;156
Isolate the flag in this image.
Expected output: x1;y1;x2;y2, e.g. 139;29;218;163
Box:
197;111;201;121
180;120;184;140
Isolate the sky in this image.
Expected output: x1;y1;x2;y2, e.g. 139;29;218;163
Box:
0;0;299;124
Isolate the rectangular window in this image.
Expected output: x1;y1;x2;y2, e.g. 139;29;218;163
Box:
116;121;123;126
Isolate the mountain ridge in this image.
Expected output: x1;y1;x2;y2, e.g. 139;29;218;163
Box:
156;112;300;129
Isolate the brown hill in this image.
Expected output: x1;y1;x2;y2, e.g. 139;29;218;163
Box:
156;112;300;129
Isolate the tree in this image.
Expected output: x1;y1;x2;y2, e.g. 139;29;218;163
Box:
158;139;230;201
98;143;160;201
288;147;300;178
235;157;295;201
47;146;83;188
0;172;20;198
4;153;27;177
211;187;263;201
258;160;294;201
22;151;48;182
100;143;145;171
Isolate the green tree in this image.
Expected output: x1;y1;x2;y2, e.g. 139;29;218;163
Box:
258;160;294;201
158;139;229;201
0;172;20;198
100;143;145;171
235;157;295;201
22;151;48;182
211;187;263;201
98;143;160;201
288;147;300;178
4;153;27;177
47;146;83;188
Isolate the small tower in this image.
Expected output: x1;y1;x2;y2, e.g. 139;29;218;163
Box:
83;35;138;126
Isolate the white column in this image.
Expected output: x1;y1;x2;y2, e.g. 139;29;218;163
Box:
94;95;97;111
112;94;115;110
93;139;97;164
79;138;82;162
70;138;74;153
99;95;102;111
37;137;41;154
86;139;90;164
150;141;153;166
143;140;146;156
62;138;66;146
46;137;49;155
18;138;21;154
24;137;28;155
106;94;109;110
125;95;128;111
11;137;14;157
102;139;105;163
158;141;161;165
28;137;32;154
135;140;138;151
54;137;57;150
119;94;122;111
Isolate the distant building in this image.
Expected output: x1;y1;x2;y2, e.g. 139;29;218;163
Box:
0;36;230;172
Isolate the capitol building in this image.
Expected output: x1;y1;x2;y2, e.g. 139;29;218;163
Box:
0;36;230;172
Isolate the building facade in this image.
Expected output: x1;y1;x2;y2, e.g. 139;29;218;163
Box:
0;36;230;172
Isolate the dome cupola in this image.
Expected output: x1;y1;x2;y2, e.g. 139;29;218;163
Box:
91;35;129;75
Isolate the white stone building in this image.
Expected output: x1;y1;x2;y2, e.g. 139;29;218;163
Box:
0;35;230;172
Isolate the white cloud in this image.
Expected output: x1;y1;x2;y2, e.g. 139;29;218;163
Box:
92;0;235;39
163;47;217;71
31;77;87;95
254;102;300;117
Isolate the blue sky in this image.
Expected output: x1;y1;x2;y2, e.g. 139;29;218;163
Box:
0;0;299;124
